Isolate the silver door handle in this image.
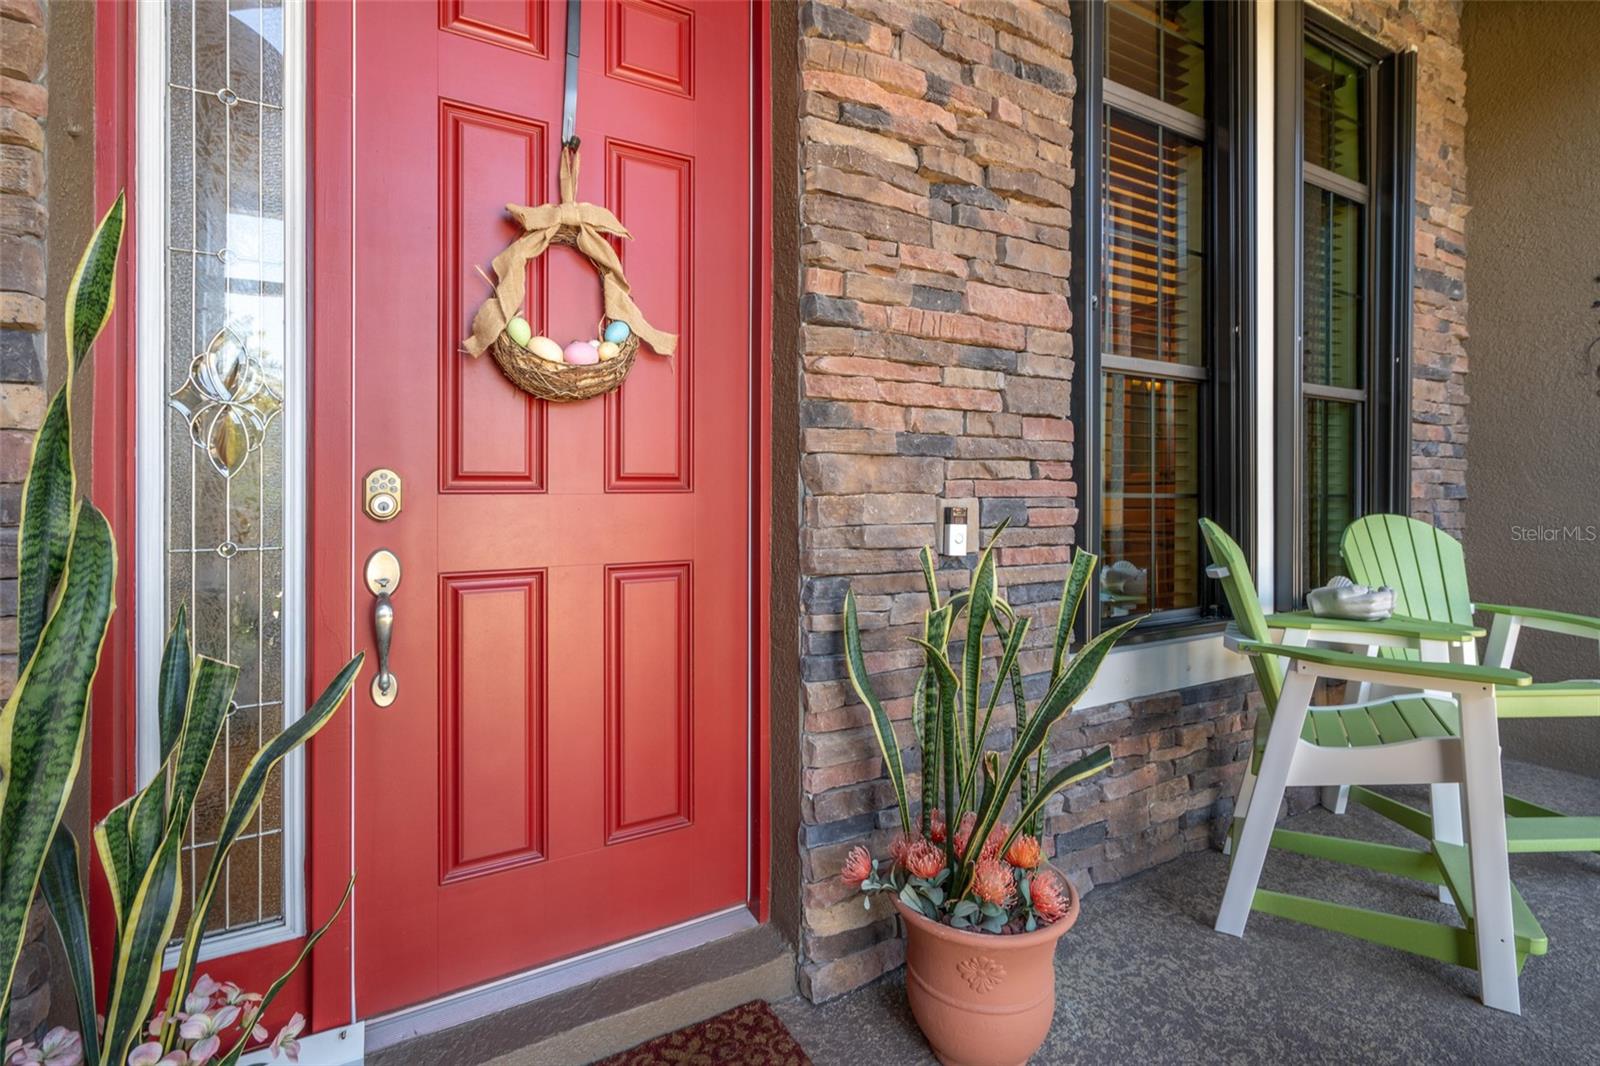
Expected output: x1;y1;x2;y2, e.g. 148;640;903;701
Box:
365;550;401;706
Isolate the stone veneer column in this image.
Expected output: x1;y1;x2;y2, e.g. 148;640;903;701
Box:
0;0;51;1040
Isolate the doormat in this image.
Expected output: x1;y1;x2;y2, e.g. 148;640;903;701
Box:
593;1000;812;1066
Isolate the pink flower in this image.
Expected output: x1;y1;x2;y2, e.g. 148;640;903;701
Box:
903;839;944;880
183;975;220;1015
270;1013;306;1063
12;1028;82;1066
928;808;948;844
888;833;924;869
126;1044;163;1066
1032;870;1071;923
1005;834;1042;870
971;858;1016;907
840;845;872;885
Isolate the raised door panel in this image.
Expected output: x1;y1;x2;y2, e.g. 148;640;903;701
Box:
442;0;547;57
440;571;548;880
605;142;692;491
440;101;549;492
605;562;691;842
606;0;694;97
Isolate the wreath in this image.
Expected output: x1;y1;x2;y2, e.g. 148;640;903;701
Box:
462;146;677;402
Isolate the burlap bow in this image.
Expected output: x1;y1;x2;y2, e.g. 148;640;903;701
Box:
463;146;678;358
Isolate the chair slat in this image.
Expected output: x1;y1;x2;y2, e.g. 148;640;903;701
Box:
1366;700;1417;743
1338;707;1382;747
1395;696;1450;738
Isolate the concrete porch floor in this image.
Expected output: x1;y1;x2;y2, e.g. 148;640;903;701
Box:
775;759;1600;1064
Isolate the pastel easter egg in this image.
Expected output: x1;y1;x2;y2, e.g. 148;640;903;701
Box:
596;341;620;361
603;320;632;344
527;335;566;364
505;315;533;348
564;340;600;365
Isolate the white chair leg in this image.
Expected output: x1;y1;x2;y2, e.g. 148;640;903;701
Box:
1459;689;1520;1014
1321;785;1349;814
1430;783;1462;904
1224;761;1260;857
1217;670;1315;938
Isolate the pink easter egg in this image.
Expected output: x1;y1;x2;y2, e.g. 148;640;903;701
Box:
563;340;600;365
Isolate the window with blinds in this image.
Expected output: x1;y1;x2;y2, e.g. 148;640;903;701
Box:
1301;37;1368;589
1098;0;1209;625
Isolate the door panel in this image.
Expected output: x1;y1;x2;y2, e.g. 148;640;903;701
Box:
349;0;750;1016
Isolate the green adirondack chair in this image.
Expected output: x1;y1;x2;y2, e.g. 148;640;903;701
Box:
1342;513;1600;854
1200;519;1544;1014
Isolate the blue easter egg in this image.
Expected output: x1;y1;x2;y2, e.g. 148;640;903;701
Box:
603;320;632;344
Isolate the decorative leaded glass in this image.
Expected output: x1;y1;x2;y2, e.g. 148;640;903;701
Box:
158;0;296;939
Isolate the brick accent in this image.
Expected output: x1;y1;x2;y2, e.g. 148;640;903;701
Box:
1;0;47;1040
1307;0;1471;532
787;0;1471;1002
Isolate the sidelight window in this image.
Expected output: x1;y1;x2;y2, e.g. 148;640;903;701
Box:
135;0;306;956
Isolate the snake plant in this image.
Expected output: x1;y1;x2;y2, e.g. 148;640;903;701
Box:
843;523;1139;918
0;193;124;1049
0;195;363;1066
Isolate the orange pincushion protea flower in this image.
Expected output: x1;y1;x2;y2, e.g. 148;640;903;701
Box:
841;845;872;885
889;833;923;869
971;857;1016;907
904;839;945;880
952;812;978;857
980;822;1011;862
1032;870;1070;922
1005;834;1043;870
929;808;948;844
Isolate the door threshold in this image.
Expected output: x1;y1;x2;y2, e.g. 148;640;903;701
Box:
363;905;757;1053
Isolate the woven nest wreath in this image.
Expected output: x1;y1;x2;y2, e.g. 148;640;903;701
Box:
462;146;677;402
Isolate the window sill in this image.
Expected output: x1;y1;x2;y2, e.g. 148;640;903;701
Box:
1077;626;1253;708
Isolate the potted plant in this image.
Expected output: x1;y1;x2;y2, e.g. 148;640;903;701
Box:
839;527;1137;1066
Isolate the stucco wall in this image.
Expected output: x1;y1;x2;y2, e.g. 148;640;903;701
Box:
1462;0;1600;777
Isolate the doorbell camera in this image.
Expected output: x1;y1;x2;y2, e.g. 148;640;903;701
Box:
942;505;969;557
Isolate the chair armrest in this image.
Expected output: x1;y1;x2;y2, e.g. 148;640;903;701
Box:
1235;640;1531;693
1477;603;1600;639
1265;611;1484;642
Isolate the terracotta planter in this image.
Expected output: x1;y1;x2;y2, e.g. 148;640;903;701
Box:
892;877;1080;1066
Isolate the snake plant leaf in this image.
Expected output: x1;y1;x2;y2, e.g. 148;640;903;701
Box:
41;829;100;1066
918;545;940;609
15;391;75;668
960;523;1004;759
157;606;193;764
216;877;356;1066
65;191;125;371
918;604;952;830
843;590;910;836
1053;549;1096;679
164;654;364;1040
166;657;241;835
1000;746;1115;862
955;617;1139;900
0;502;114;1023
102;821;185;1066
955;616;1029;819
92;794;137;931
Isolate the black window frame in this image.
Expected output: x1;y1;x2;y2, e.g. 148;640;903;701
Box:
1274;3;1417;608
1071;0;1256;644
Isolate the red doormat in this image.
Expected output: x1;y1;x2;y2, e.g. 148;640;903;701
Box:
594;1000;812;1066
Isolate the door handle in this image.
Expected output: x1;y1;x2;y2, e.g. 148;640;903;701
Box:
365;549;401;707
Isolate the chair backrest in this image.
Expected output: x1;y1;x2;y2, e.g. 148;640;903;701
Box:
1340;514;1473;626
1198;518;1282;712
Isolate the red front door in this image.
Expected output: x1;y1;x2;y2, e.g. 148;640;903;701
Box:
345;0;752;1015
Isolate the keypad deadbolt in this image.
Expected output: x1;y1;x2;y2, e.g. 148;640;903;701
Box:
364;469;402;521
